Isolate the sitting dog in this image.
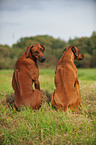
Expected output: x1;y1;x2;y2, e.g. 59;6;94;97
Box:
51;46;84;112
12;44;46;110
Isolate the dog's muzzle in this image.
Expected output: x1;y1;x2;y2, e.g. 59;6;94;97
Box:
39;56;46;63
79;54;84;60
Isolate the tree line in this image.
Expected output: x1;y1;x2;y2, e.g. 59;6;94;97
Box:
0;31;96;69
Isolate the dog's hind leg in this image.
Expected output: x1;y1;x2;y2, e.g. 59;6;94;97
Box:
31;89;42;109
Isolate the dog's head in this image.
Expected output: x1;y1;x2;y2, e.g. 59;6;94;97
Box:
71;46;84;61
25;44;46;62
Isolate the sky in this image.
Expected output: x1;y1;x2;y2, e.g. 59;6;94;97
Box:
0;0;96;46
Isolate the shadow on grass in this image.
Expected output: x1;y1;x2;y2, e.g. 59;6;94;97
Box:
5;90;52;109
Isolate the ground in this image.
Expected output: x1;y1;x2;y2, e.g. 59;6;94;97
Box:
0;69;96;145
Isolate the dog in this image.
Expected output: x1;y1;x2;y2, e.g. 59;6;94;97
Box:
12;44;46;110
51;46;84;112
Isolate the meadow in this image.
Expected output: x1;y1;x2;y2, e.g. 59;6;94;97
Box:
0;68;96;145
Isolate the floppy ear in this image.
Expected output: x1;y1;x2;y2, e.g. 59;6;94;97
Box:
25;45;33;58
71;46;78;58
63;48;66;53
40;44;45;50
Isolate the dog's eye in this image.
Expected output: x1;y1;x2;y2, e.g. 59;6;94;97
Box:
34;51;39;54
40;48;44;52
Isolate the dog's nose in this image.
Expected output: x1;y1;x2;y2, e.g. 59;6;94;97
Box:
42;57;46;60
41;56;46;62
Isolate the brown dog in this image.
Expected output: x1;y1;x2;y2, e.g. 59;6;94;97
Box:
12;44;46;110
51;46;84;112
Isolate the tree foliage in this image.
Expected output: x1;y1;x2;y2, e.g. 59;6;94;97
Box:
0;32;96;69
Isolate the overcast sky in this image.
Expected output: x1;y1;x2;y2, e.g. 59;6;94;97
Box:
0;0;96;46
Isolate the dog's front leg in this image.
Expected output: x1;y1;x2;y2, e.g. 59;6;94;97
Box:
75;80;82;105
34;78;40;90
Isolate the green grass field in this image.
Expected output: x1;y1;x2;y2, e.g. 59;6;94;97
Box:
0;68;96;145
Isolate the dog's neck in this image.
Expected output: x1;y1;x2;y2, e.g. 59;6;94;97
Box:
19;53;38;68
29;56;38;68
61;50;75;63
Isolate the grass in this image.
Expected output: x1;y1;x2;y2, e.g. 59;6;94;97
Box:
0;68;96;145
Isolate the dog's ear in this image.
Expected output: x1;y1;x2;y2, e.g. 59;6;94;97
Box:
63;48;66;53
25;45;33;58
71;46;78;58
40;44;45;50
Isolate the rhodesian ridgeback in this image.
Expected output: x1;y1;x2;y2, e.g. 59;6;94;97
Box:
51;46;84;112
12;44;46;110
